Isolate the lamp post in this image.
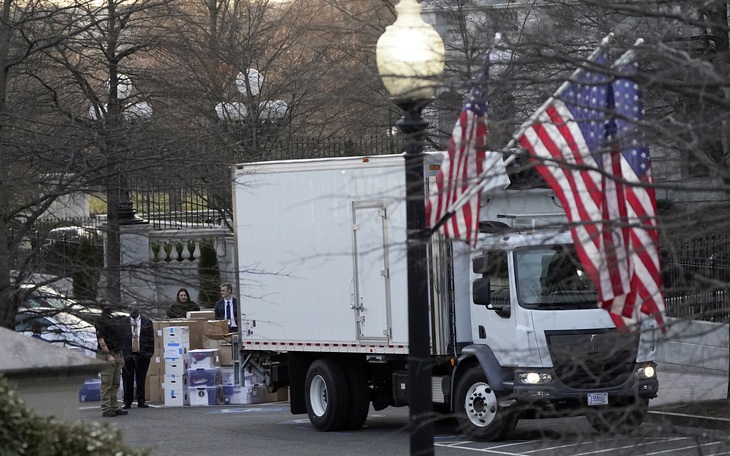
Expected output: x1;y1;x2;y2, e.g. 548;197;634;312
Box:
91;76;152;225
376;1;445;455
216;69;288;157
90;73;151;308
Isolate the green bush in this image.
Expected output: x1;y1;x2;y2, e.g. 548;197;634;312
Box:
197;238;221;308
0;375;149;456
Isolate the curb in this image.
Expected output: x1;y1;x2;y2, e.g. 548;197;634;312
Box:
647;410;730;431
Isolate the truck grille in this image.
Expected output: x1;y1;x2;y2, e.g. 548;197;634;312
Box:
545;329;639;389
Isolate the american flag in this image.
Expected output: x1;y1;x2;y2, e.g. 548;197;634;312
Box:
611;59;665;330
517;48;665;331
427;48;510;246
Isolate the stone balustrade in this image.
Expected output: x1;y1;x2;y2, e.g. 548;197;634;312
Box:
148;228;229;263
119;225;235;314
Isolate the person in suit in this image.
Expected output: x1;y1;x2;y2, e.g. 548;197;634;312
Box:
214;283;238;332
122;302;154;409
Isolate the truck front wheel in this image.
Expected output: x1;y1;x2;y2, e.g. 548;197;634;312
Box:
455;367;515;441
305;359;349;432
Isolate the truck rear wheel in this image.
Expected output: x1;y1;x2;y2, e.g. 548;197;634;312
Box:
455;367;514;441
305;359;349;432
587;398;649;434
343;362;370;430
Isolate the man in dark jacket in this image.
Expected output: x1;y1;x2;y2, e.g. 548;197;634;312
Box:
214;282;238;332
122;302;155;408
96;302;128;417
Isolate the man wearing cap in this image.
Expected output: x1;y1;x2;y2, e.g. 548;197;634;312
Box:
96;302;128;417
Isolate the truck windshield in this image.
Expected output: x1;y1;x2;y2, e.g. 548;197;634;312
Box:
514;244;598;309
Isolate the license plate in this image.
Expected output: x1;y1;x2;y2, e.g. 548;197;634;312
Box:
587;393;609;406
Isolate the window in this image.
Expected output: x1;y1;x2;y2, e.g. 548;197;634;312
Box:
482;251;510;306
514;244;597;309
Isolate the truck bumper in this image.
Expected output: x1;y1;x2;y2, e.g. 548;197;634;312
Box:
512;362;658;410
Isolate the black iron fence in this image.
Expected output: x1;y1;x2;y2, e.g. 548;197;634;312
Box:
663;234;730;322
125;135;405;230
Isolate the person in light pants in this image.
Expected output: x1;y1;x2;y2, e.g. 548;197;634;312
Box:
95;303;127;418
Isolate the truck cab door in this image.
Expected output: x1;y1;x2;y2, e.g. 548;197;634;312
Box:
351;201;391;342
471;250;540;366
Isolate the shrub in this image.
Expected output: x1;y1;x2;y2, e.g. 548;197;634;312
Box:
0;375;149;456
197;238;221;307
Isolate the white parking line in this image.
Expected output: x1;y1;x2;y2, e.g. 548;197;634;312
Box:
642;441;724;456
435;442;531;455
570;437;689;455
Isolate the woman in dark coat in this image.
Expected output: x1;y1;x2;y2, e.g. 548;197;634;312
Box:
166;288;201;318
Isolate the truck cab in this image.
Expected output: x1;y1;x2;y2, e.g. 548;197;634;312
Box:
450;189;659;440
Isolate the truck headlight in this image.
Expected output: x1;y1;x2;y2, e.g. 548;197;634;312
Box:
636;365;655;379
518;372;553;384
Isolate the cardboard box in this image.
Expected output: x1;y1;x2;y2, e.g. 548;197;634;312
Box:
153;321;169;350
187;310;215;320
148;348;165;376
165;359;188;377
201;337;221;350
164;388;188;407
188;386;221;406
188;349;218;369
164;373;188;389
164;341;189;360
204;320;229;339
218;343;234;366
163;374;189;407
162;326;190;345
146;374;164;403
160;321;202;348
261;387;288;403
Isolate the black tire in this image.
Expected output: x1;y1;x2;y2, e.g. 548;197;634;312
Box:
342;362;370;430
304;359;349;432
454;367;514;441
587;398;649;434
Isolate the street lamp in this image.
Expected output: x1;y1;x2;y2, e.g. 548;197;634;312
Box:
90;75;152;225
216;69;288;158
376;1;445;455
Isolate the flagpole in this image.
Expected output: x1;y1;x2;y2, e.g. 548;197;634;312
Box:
429;33;615;235
610;38;643;69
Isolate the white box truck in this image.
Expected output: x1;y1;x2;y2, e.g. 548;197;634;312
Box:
232;153;659;440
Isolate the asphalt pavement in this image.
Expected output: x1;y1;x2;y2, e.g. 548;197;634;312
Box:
77;363;728;455
647;364;729;430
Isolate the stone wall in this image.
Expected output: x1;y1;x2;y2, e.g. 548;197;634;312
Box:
656;318;729;374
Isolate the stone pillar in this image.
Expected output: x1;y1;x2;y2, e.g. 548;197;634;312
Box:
119;223;156;306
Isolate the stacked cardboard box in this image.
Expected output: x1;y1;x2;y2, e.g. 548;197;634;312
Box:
149;318;229;406
162;326;190;406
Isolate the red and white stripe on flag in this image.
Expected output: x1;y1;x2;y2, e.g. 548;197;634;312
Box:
427;105;486;246
611;60;666;331
517;50;665;331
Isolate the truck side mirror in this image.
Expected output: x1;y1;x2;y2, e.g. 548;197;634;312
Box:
473;278;511;318
472;278;491;305
472;256;489;274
